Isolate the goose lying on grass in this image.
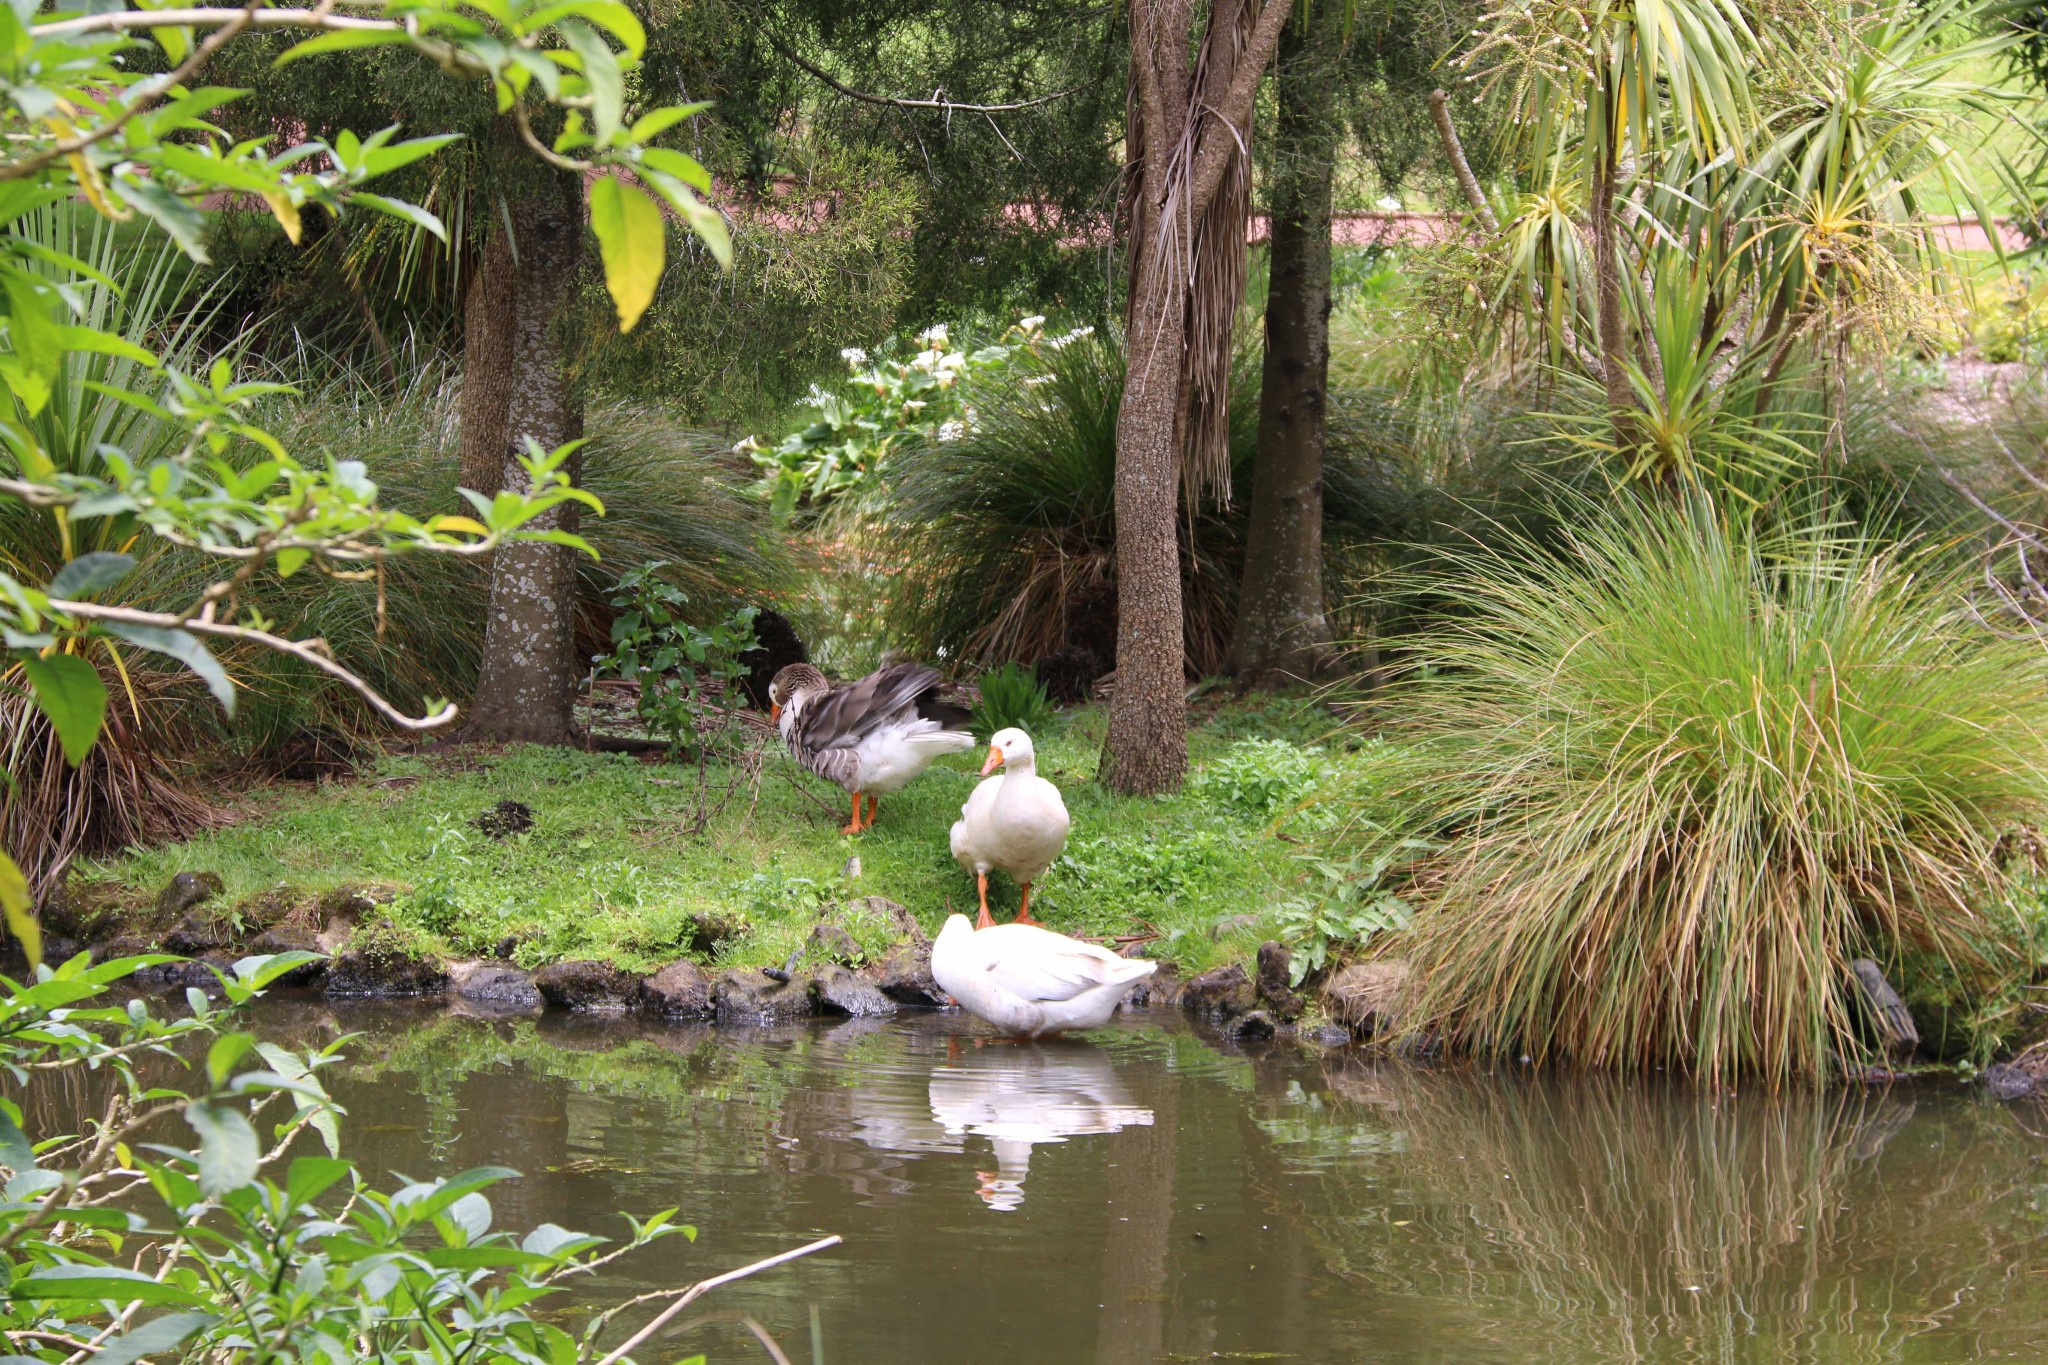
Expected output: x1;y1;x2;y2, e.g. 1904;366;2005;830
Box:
930;913;1156;1038
951;727;1070;927
769;662;975;833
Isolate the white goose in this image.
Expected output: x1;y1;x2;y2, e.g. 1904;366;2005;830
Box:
930;913;1156;1038
951;727;1069;927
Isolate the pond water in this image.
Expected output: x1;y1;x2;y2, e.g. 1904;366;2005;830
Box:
41;1002;2048;1363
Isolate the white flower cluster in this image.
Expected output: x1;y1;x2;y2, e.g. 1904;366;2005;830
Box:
1044;325;1095;351
840;346;868;365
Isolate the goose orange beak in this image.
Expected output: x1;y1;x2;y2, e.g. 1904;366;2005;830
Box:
769;703;781;723
980;745;1004;777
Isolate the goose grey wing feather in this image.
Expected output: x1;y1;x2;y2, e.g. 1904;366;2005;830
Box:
803;663;941;749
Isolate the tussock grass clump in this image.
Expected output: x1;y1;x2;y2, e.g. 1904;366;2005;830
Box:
882;328;1258;673
1376;497;2048;1083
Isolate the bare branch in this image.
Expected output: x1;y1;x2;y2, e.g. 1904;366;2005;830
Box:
769;36;1080;114
1430;89;1499;232
592;1236;841;1365
48;597;458;729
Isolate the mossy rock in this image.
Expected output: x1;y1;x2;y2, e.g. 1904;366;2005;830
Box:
317;882;405;926
234;884;314;933
154;871;223;920
39;878;132;942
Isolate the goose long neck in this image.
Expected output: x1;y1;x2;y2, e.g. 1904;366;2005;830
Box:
1001;751;1036;778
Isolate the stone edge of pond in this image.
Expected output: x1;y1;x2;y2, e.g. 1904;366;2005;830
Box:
29;874;2040;1090
18;874;1407;1051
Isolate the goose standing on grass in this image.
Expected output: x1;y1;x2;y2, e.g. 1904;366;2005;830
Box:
951;727;1069;927
930;913;1157;1038
769;662;976;833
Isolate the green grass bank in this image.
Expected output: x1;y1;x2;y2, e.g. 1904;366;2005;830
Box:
78;697;1355;977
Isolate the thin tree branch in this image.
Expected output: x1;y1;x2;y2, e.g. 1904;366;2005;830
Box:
47;597;458;729
1429;89;1498;231
768;36;1080;113
1;0;265;185
592;1236;841;1365
8;5;483;188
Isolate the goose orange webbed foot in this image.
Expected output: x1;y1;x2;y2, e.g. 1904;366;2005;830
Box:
840;791;866;835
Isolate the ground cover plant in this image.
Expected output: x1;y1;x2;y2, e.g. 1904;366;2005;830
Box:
1360;495;2048;1083
79;700;1353;976
0;951;835;1365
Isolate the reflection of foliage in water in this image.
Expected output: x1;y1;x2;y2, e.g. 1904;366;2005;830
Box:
1273;1063;2048;1362
355;1013;805;1119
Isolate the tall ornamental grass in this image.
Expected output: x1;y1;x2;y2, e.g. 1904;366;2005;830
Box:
1375;497;2048;1083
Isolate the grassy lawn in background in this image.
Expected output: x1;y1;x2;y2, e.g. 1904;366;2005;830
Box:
82;696;1371;976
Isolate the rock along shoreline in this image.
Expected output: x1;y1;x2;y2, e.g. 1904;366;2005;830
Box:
19;873;1416;1047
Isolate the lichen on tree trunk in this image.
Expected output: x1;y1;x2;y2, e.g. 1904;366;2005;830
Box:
1231;7;1336;685
467;172;585;746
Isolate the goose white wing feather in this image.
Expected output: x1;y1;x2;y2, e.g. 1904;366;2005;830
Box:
971;924;1143;1003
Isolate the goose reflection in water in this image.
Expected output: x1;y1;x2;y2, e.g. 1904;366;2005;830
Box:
927;1039;1153;1211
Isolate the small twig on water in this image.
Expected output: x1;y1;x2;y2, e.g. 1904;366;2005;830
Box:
591;1235;842;1365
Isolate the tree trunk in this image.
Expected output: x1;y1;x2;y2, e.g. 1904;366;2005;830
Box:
1104;263;1195;794
466;172;585;745
1231;9;1336;685
1104;0;1291;796
457;221;517;500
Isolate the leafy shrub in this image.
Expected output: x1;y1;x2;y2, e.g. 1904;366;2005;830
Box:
1189;738;1330;817
882;326;1260;673
971;661;1055;741
1274;840;1419;986
743;316;1071;518
1374;496;2048;1082
219;367;789;756
0;953;828;1364
597;564;759;756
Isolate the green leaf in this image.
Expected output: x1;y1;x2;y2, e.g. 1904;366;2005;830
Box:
0;848;39;968
349;191;447;243
3;268;59;414
640;171;730;269
95;1312;219;1365
19;652;107;766
284;1155;351;1210
274;27;412;64
637;145;711;192
588;176;665;332
357;131;462;180
154;22;191;65
0;1104;35;1171
49;551;136;598
560;21;623;143
14;1266;204;1306
185;1101;260;1195
109;176;208;261
628;102;712;143
205;1033;255;1089
104;623;234;715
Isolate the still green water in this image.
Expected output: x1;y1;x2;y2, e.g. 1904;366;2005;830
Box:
244;1003;2048;1363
